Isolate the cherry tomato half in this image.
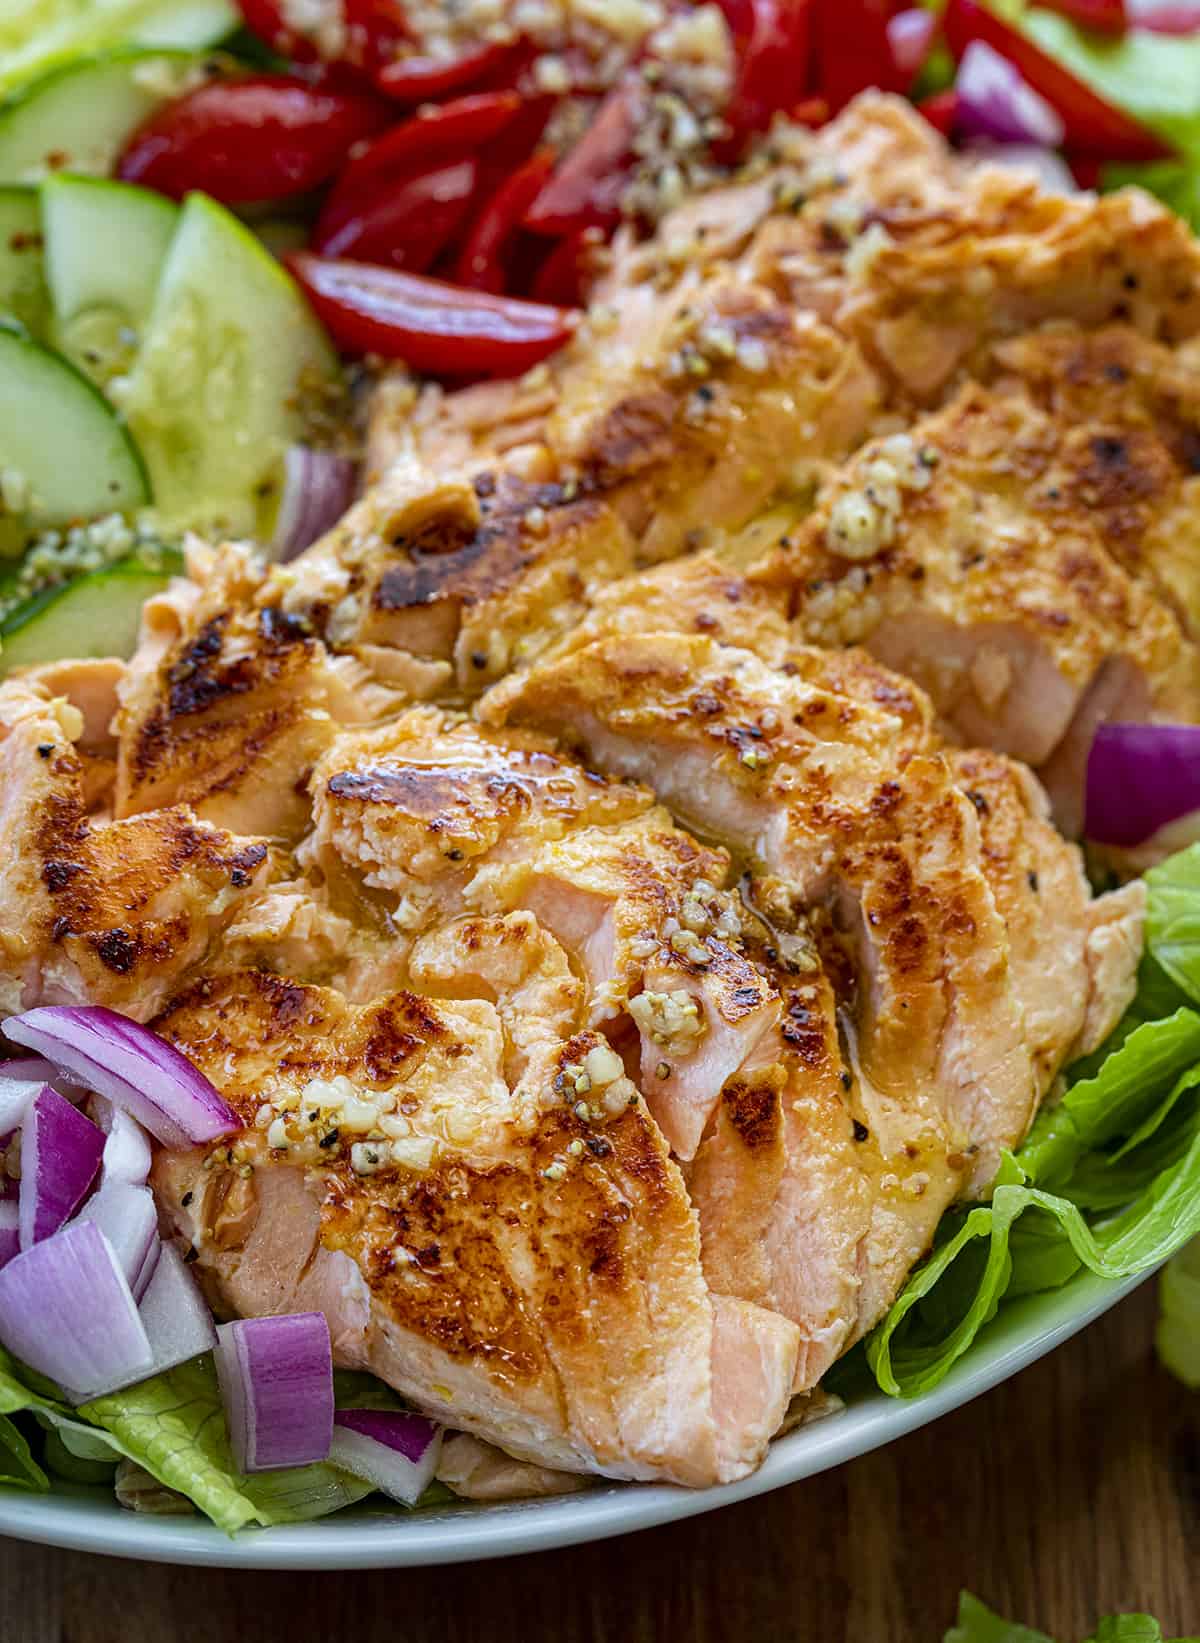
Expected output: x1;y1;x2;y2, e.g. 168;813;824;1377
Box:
118;75;394;203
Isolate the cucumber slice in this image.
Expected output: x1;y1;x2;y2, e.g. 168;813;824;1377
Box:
0;326;149;551
0;0;235;95
43;174;178;386
0;185;47;334
123;192;341;538
0;546;183;672
0;47;223;183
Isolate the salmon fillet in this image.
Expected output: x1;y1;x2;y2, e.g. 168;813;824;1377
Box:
151;968;798;1486
0;675;269;1019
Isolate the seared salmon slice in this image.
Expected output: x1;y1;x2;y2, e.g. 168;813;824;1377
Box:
151;969;799;1486
306;708;780;1160
751;392;1200;811
0;675;269;1019
485;631;1136;1189
116;542;403;841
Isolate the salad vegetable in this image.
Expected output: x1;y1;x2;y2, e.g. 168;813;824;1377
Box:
947;1593;1199;1642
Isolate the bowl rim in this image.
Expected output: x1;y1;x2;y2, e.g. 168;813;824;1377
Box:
0;1265;1152;1569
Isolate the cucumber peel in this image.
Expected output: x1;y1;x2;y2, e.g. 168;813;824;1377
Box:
123;191;342;538
0;544;183;672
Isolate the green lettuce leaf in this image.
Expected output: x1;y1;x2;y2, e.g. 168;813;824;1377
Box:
947;1594;1196;1643
1146;845;1200;1005
79;1354;375;1533
946;1593;1054;1643
867;1002;1200;1396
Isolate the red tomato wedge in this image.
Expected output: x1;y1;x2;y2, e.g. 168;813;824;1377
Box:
1030;0;1127;32
374;40;519;101
288;253;578;375
916;86;958;135
814;0;907;112
117;76;393;203
944;0;1171;159
524;77;645;236
313;158;479;270
333;91;521;195
530;227;591;307
714;0;813;154
457;148;555;292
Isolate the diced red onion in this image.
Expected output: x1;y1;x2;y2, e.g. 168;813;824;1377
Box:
0;1219;153;1402
0;1202;17;1271
887;8;938;80
1085;723;1200;847
1127;0;1200;29
0;1057;67;1088
214;1313;334;1474
963;140;1078;195
76;1182;160;1300
93;1097;153;1188
329;1410;442;1505
19;1086;103;1251
956;39;1066;147
272;444;357;563
136;1243;217;1374
4;1006;240;1150
0;1078;41;1138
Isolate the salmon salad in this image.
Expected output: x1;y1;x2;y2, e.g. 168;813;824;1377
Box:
5;0;1200;1531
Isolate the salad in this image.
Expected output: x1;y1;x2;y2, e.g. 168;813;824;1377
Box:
1;0;1200;1537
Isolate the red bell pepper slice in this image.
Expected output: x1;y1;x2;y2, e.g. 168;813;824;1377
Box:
333;91;521;196
813;0;907;112
916;87;958;136
1030;0;1126;33
524;77;644;237
530;228;591;307
944;0;1172;159
457;148;555;292
287;253;578;375
714;0;813;155
313;158;479;271
374;39;518;102
117;75;393;203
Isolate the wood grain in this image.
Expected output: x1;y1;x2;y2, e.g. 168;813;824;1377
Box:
2;1283;1197;1643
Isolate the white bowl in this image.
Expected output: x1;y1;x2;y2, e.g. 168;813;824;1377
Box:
0;1265;1151;1568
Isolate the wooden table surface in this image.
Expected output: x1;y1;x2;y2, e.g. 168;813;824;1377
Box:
2;1280;1196;1643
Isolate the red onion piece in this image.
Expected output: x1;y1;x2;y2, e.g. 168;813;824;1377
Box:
964;140;1078;194
76;1182;160;1300
0;1057;67;1088
93;1097;154;1188
272;445;357;562
4;1006;240;1150
956;39;1066;147
0;1202;17;1271
887;8;938;80
1085;723;1200;847
0;1078;41;1138
19;1086;104;1251
1127;0;1200;29
214;1313;334;1473
0;1219;153;1401
137;1243;217;1374
329;1410;442;1504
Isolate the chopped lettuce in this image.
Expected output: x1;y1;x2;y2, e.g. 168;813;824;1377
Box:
946;1593;1197;1643
1146;845;1200;1006
0;1343;419;1532
865;845;1200;1398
